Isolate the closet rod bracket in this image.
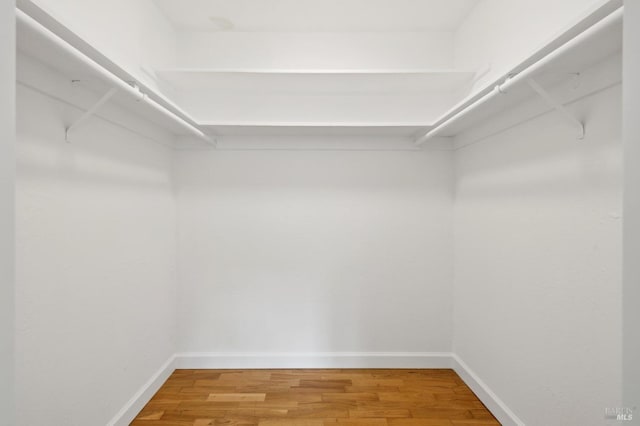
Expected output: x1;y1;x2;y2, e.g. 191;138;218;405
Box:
526;78;585;140
65;87;119;142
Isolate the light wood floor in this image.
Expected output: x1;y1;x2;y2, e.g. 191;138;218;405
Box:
131;369;500;426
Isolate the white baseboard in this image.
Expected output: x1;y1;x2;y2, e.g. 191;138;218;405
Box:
174;352;454;369
452;354;526;426
106;354;176;426
107;352;523;426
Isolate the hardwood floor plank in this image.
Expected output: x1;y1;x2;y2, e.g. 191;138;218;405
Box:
193;418;259;426
378;392;436;402
344;386;401;393
321;392;379;402
219;372;272;381
265;392;323;404
285;407;350;418
258;420;325;426
389;420;453;426
410;408;474;419
137;410;165;420
299;380;353;388
130;370;500;425
351;379;405;387
192;421;215;426
290;387;347;393
349;408;411;418
207;394;267;402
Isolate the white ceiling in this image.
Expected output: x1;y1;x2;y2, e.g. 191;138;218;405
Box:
153;0;480;33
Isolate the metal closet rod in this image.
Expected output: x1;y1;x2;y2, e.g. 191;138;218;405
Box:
415;6;624;146
16;9;214;145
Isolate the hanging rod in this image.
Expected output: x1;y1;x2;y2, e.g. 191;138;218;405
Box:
415;6;623;146
16;9;215;146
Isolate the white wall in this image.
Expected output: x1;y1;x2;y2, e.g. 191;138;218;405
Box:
623;1;640;420
454;0;613;93
0;3;16;426
15;58;178;426
176;31;455;70
174;148;453;355
453;83;622;425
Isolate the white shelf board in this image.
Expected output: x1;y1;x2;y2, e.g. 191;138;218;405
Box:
422;1;623;139
15;5;204;139
155;68;476;94
202;123;430;137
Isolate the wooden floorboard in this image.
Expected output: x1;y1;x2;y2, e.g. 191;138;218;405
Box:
130;369;500;426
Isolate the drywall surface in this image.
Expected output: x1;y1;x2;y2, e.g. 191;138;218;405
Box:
174;148;454;354
453;84;622;425
454;0;615;92
623;1;640;420
23;0;176;90
0;2;16;426
176;31;455;70
15;63;177;425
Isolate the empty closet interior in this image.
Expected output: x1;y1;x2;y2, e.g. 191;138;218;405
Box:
12;0;627;425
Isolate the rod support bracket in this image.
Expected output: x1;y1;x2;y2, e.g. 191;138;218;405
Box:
526;77;585;140
65;87;119;142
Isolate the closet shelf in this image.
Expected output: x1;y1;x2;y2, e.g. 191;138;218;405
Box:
154;68;477;93
415;2;623;144
16;6;213;144
16;0;622;144
199;123;431;137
